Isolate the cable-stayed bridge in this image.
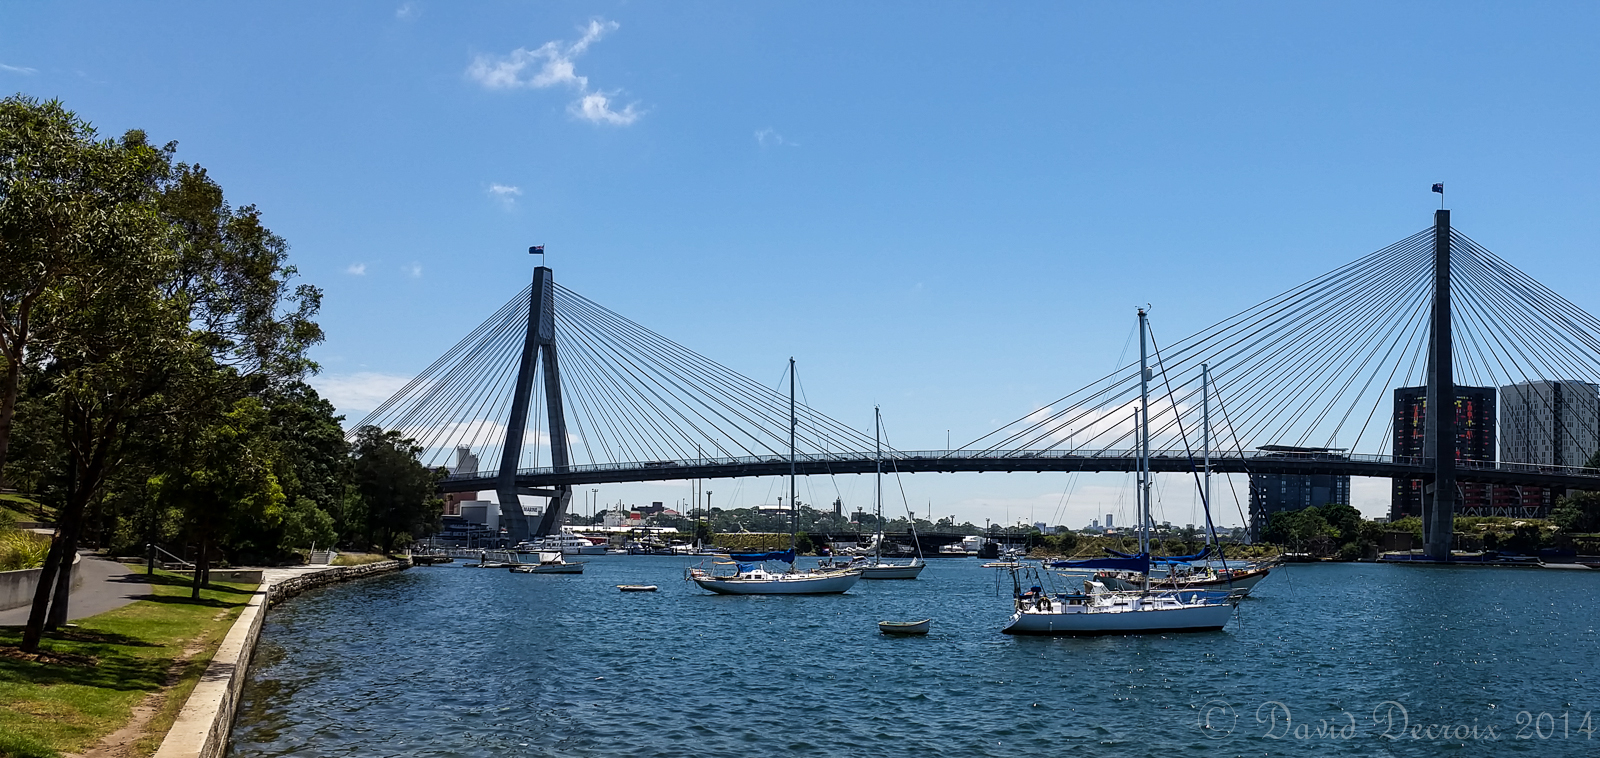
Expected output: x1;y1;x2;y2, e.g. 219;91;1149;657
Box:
349;211;1600;557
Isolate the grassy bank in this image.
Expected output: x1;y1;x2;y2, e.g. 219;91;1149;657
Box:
330;552;393;566
0;493;52;525
0;570;258;758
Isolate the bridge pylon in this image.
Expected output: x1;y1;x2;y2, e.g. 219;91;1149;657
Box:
1423;209;1456;560
495;263;573;544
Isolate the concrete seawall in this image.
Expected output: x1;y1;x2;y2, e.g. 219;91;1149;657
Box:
152;559;411;758
0;553;83;611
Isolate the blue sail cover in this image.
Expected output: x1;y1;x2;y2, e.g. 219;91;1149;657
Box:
728;549;796;563
1105;546;1214;565
1050;553;1150;573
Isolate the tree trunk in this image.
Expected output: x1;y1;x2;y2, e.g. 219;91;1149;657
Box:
46;516;81;629
20;532;69;651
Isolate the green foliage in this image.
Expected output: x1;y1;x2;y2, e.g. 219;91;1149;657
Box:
1263;503;1375;558
349;426;443;553
0;525;50;571
711;533;790;551
1551;491;1600;534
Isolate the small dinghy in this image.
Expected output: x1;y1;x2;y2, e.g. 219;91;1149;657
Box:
618;584;659;592
878;618;931;635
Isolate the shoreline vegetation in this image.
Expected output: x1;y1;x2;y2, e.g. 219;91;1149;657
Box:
0;95;442;655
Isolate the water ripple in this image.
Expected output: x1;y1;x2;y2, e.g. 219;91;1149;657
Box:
229;559;1600;758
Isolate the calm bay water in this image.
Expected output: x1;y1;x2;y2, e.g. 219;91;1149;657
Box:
228;557;1600;758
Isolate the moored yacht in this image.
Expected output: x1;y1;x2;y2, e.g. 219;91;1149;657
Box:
521;531;607;555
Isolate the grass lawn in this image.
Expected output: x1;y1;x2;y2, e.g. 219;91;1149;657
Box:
329;551;393;566
0;494;53;525
0;571;258;758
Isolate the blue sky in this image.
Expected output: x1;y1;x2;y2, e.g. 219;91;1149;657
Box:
6;2;1599;529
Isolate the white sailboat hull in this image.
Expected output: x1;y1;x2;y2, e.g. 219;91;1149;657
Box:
510;563;584;574
691;570;861;595
859;561;926;580
1003;599;1235;635
1098;567;1270;597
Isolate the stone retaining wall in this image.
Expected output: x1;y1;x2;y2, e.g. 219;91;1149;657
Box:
152;558;411;758
0;553;83;611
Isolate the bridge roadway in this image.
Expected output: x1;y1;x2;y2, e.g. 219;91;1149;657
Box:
440;449;1600;494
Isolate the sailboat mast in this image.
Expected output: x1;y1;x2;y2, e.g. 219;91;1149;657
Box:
1202;363;1213;547
789;357;797;556
1138;308;1151;558
875;405;882;563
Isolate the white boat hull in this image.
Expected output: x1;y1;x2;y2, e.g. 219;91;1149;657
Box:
1004;598;1235;635
691;570;861;595
510;563;584;574
860;561;926;580
879;618;931;634
1099;567;1271;597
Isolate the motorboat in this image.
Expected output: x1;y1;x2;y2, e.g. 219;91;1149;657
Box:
618;584;660;591
521;531;607;555
939;535;985;556
510;552;584;574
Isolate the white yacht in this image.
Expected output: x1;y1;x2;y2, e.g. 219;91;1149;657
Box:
521;531;606;555
999;309;1236;636
683;358;862;596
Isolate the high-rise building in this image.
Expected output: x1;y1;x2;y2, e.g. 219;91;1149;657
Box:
1247;445;1351;541
451;445;480;475
1105;514;1113;529
1500;380;1600;469
1390;385;1502;519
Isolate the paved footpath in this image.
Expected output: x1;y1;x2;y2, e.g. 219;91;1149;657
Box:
0;554;148;626
0;559;345;627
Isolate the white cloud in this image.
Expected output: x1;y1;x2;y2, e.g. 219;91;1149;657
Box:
488;183;522;208
395;2;420;20
467;19;641;126
1;63;38;75
346;263;367;275
572;91;639;125
755;128;797;147
314;372;413;414
403;263;423;278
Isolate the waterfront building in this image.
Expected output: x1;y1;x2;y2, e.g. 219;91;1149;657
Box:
1247;445;1351;541
1388;385;1546;519
1500;380;1600;469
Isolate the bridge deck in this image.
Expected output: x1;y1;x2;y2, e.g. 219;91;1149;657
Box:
439;450;1600;493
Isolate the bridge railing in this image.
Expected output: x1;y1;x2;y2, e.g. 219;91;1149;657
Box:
441;448;1600;481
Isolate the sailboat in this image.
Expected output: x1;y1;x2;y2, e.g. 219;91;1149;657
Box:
1092;364;1274;598
686;358;863;595
857;406;925;579
1002;308;1238;635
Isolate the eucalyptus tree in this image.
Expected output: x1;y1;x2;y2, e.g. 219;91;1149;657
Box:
0;96;171;486
350;425;444;553
15;99;325;649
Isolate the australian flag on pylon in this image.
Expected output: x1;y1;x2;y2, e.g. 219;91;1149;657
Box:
529;245;545;254
1431;183;1444;194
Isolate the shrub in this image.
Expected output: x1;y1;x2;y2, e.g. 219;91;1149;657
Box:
0;526;51;572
